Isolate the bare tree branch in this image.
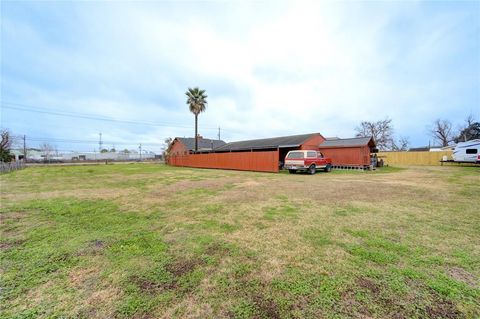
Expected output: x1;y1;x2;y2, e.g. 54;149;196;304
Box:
392;136;410;151
455;114;479;142
355;118;394;150
1;129;12;150
430;119;453;147
163;137;173;159
40;143;54;162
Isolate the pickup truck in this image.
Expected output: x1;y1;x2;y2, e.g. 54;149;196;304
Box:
284;150;332;174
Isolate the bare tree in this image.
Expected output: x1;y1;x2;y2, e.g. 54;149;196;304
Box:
430;119;453;147
355;118;394;150
40;143;54;162
163;137;173;160
455;114;479;142
1;129;13;162
464;113;475;127
392;136;410;151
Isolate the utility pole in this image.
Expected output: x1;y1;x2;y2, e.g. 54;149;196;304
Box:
218;126;221;140
23;135;27;163
139;144;142;161
99;132;103;151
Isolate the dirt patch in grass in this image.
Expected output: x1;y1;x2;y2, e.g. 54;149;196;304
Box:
92;239;105;248
447;267;478;288
340;288;370;317
226;293;281;319
167;259;202;278
204;242;231;257
426;298;463;319
357;277;381;295
251;294;281;319
0;239;25;251
135;277;178;294
77;239;108;256
134;257;205;295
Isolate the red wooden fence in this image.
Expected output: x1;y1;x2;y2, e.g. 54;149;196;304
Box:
169;150;279;172
319;146;370;167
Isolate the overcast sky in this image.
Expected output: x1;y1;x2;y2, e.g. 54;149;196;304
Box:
1;1;479;152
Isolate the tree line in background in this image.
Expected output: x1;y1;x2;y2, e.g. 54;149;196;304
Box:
430;114;480;147
2;113;479;162
355;113;479;151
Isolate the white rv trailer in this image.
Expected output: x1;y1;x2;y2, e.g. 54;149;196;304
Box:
452;139;480;163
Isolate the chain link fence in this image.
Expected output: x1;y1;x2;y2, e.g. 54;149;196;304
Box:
0;161;26;174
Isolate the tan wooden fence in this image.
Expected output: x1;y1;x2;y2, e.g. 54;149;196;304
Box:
377;151;453;166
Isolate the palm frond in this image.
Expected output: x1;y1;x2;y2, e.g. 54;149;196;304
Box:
185;87;208;115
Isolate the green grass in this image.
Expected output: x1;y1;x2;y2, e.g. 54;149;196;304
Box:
1;163;479;318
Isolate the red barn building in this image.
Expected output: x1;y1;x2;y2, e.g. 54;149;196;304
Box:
318;137;377;168
169;133;325;172
168;134;376;172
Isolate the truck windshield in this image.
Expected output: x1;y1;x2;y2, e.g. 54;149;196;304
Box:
286;152;304;159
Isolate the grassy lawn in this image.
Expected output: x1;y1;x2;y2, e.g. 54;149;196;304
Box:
1;164;479;318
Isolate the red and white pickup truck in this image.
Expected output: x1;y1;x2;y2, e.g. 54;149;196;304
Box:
284;150;332;174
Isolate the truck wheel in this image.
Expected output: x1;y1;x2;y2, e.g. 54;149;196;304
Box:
308;165;316;175
324;164;332;172
288;169;297;174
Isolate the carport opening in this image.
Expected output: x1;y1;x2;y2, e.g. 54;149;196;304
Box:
278;147;302;169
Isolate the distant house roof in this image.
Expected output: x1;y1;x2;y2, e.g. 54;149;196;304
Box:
319;136;375;148
175;137;226;151
214;133;321;152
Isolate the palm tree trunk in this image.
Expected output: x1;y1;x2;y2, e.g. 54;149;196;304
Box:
195;113;198;152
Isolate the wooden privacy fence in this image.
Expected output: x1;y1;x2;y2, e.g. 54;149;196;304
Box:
169;151;279;172
377;151;453;166
0;161;26;173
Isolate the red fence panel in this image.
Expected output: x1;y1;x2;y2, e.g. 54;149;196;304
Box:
169;151;279;172
319;146;370;167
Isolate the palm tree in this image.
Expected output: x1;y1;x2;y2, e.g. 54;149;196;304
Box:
185;87;208;152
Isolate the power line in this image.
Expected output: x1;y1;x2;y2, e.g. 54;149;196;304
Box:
16;148;157;153
1;102;221;130
24;136;164;146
